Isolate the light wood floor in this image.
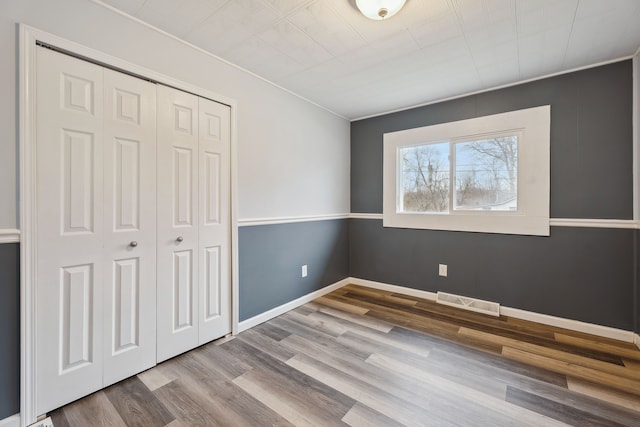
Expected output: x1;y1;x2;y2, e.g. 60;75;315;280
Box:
51;284;640;426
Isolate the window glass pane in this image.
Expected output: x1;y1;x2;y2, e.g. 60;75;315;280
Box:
454;136;518;211
399;142;450;212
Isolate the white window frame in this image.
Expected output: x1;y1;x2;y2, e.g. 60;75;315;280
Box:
383;105;550;236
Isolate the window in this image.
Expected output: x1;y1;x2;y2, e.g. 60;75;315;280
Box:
399;133;519;213
383;106;550;236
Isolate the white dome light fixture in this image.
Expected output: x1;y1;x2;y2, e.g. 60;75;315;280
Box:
356;0;407;20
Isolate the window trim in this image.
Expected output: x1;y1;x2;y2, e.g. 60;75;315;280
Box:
383;105;550;236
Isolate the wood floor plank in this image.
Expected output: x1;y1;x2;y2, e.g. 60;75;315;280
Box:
329;287;350;297
103;376;175;427
331;294;463;338
341;285;418;307
189;342;253;381
345;287;629;366
137;367;173;392
335;329;430;361
459;327;639;380
304;301;326;311
156;352;225;385
315;296;369;314
622;358;640;370
280;332;436;402
314;304;394;333
164;419;191;427
153;380;229;426
555;333;640;361
366;353;570;427
282;331;507;427
410;297;558;340
235;327;297;362
473;328;627;367
365;308;497;352
60;390;127;427
348;287;501;325
50;284;640;426
505;386;630;427
157;342;296;426
286;352;459;427
223;338;356;424
371;344;510;400
506;316;638;347
232;373;340;427
345;289;540;337
566;377;640;414
502;346;640;396
49;409;71;427
352;290;626;365
284;326;541;426
155;373;293;427
307;310;432;357
282;309;348;337
252;322;292;341
389;326;570;388
269;316;372;360
292;304;317;316
341;403;405;427
211;334;236;346
232;365;353;427
428;344;640;427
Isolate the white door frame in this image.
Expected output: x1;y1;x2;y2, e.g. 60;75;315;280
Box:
19;24;240;427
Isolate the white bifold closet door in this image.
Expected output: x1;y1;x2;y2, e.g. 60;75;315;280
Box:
156;86;231;362
35;47;157;414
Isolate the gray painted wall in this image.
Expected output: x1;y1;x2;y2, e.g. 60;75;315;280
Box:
238;219;349;321
351;60;637;331
352;60;633;219
350;220;635;330
0;243;19;419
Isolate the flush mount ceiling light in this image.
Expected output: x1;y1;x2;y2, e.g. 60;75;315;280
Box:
356;0;407;20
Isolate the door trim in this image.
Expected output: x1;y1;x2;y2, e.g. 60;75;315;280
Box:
19;24;239;427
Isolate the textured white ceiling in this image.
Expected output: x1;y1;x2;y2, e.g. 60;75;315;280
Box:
101;0;640;119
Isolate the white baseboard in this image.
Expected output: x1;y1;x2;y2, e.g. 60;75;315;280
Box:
237;276;638;346
349;277;637;344
237;278;351;332
0;414;20;427
349;277;437;301
499;306;635;343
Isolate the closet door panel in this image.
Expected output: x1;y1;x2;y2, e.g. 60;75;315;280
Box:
157;85;200;362
35;47;105;415
102;68;157;386
198;98;231;343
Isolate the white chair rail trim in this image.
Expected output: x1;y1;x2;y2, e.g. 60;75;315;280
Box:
349;214;640;229
0;229;20;244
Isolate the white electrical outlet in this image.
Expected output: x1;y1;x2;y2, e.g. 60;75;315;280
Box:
301;264;308;278
439;264;448;277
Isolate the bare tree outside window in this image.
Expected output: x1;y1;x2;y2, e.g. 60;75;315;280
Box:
454;136;518;211
399;135;518;213
400;142;449;212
